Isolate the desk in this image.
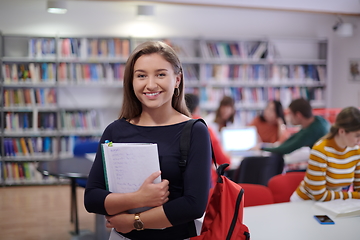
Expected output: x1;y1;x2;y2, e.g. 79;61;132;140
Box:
243;201;360;240
38;157;108;239
38;157;92;235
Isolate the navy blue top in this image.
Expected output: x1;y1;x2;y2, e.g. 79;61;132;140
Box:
84;118;211;240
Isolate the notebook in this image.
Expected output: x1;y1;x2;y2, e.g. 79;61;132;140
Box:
314;199;360;218
221;126;262;157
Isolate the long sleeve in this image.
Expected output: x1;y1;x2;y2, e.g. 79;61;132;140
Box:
353;161;360;192
262;116;329;155
262;129;315;154
295;139;360;201
84;125;113;215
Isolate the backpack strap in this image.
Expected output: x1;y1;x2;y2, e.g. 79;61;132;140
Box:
179;118;216;172
179;118;211;238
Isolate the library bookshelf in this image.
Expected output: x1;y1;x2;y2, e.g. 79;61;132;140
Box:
0;34;328;186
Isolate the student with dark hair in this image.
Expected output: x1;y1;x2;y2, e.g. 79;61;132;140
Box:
249;100;289;144
260;98;330;154
203;96;236;139
184;93;199;115
84;41;211;240
291;106;360;201
185;93;231;187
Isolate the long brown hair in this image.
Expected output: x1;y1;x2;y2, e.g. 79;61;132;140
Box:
324;106;360;139
214;96;235;125
119;41;190;119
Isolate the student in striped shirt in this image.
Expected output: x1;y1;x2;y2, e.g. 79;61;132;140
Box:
291;106;360;202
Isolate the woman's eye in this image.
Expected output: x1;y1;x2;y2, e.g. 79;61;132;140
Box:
137;74;146;78
158;73;166;77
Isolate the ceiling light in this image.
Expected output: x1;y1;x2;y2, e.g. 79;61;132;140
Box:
47;0;67;14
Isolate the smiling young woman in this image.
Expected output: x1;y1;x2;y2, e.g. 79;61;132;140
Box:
84;41;211;240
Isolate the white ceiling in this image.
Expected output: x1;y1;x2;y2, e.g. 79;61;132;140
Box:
1;0;359;15
97;0;360;15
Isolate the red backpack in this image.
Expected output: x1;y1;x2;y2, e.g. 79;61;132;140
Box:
180;119;250;240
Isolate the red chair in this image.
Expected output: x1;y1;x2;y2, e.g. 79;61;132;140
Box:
267;172;306;203
239;183;274;207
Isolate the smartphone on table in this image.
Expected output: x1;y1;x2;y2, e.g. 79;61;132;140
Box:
313;215;335;225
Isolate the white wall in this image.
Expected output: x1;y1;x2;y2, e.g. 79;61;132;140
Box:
0;0;359;108
329;28;360;108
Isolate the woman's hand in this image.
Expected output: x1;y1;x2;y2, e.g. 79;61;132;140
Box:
137;171;169;207
106;213;134;233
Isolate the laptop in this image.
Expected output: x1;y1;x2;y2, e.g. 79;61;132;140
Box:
220;126;263;157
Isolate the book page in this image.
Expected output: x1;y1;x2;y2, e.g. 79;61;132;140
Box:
101;143;161;213
315;199;360;217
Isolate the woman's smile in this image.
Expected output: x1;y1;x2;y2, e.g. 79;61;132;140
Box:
144;91;162;99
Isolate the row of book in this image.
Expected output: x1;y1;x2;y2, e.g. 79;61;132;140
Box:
182;64;199;81
2;62;197;83
58;38;130;59
60;110;101;131
3;137;55;157
28;38;56;58
0;161;57;184
57;62;125;83
27;38;131;59
201;41;268;60
197;86;324;109
4;112;57;131
2;61;325;84
3;88;57;107
4;110;100;132
2;63;56;83
203;64;326;82
4;112;33;131
1;136;99;159
270;65;325;82
0;136;100;184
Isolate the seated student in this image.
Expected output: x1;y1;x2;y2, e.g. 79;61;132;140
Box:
291;106;360;202
203;96;236;140
249;100;289;144
185;93;231;187
258;98;330;170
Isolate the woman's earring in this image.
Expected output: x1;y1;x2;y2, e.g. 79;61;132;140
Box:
174;87;180;97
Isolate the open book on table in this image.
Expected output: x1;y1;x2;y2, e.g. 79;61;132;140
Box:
314;199;360;218
101;142;161;214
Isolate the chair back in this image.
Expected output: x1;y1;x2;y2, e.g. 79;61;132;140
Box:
73;140;99;156
233;154;284;186
267;172;306;203
239;183;274;207
73;140;99;187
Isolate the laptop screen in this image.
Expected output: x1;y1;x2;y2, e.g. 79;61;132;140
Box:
221;126;257;152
